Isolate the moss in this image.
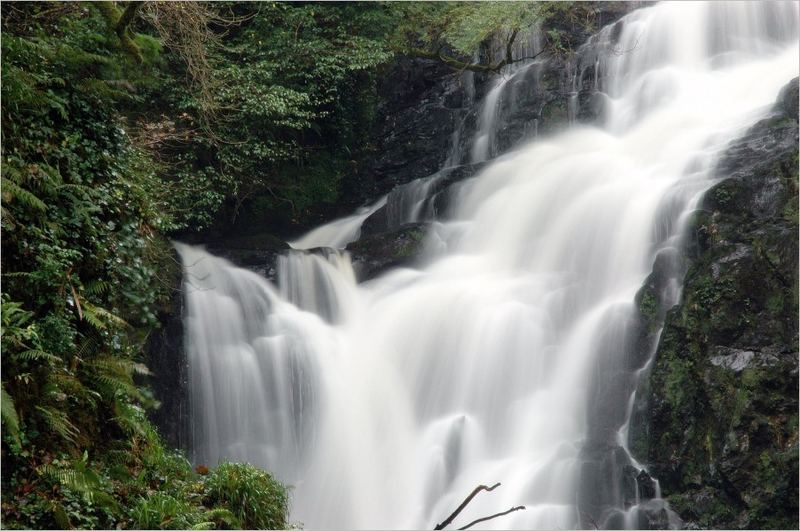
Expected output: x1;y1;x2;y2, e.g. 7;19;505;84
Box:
637;286;659;332
395;228;425;258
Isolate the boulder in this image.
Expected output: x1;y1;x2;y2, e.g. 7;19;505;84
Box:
346;223;429;281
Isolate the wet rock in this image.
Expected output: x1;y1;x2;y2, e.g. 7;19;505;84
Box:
365;58;471;197
346;223;429;281
145;247;190;451
629;78;799;529
637;469;658;500
203;231;290;281
778;75;799;120
361;162;487;236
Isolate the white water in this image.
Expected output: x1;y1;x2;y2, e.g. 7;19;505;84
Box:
179;3;798;529
289;197;387;250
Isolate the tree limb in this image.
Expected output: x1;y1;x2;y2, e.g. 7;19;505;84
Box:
94;1;144;63
117;2;142;34
505;28;519;65
434;483;501;530
457;506;526;530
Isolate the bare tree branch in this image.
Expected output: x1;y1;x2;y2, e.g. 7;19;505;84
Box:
457;506;526;530
434;483;501;530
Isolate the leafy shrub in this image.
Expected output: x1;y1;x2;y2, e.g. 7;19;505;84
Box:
205;463;290;530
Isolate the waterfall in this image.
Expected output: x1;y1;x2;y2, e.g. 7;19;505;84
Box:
289;197;387;250
178;2;798;529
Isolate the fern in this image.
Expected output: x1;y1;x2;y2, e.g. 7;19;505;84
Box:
35;405;78;443
51;502;72;529
82;300;129;330
39;457;117;508
1;384;21;443
82;355;151;405
113;398;149;436
83;279;111;298
202;507;241;529
14;348;60;363
0;177;47;212
50;373;99;408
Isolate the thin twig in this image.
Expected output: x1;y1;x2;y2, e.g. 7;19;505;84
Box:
458;506;526;530
434;483;501;530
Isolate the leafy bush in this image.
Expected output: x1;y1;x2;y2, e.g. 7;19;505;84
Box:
205;463;290;530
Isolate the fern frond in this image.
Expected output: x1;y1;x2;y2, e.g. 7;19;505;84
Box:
83;279;110;297
88;356;151;377
1;177;47;211
1;385;21;443
39;459;117;508
82;300;129;330
91;373;140;398
203;507;241;528
34;162;64;190
14;348;60;363
113;398;148;436
35;405;78;443
52;502;71;529
75;334;100;359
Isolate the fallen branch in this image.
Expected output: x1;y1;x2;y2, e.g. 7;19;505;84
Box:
458;506;526;530
434;483;500;530
434;482;526;530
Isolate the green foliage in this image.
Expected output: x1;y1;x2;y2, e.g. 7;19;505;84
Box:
162;2;395;225
2;385;21;443
205;463;290;530
396;2;550;55
389;2;591;71
131;492;199;530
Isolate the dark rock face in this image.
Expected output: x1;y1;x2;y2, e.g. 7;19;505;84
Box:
366;58;470;198
628;78;799;529
361;162;487;236
346;223;429;281
360;3;635;204
203;232;290;282
145;247;190;451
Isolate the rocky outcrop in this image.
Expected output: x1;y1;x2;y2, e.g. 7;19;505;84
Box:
145;247;190;451
357;3;634;207
346;223;429;281
202;232;290;281
628;78;799;529
364;58;469;198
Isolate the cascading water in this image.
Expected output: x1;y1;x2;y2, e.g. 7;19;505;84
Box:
178;2;798;529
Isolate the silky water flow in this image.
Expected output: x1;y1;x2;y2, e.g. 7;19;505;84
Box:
176;2;799;528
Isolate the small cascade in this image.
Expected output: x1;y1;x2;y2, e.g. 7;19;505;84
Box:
470;77;509;163
383;172;447;227
289;196;386;250
277;250;359;323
